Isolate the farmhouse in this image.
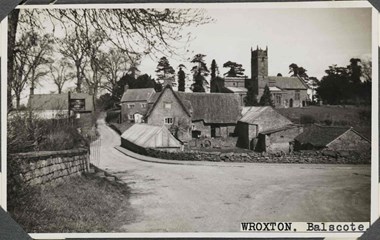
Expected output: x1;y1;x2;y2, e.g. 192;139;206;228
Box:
120;88;156;123
236;106;302;153
121;124;183;153
294;124;370;151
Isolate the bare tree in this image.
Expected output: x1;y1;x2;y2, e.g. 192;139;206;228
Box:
50;59;72;94
12;31;53;109
99;48;131;95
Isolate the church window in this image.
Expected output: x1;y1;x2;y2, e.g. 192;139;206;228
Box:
275;94;281;105
295;91;300;100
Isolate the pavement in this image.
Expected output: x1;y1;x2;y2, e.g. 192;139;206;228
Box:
92;118;371;232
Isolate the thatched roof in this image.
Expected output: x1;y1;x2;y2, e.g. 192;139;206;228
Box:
294;124;369;147
239;106;293;132
29;93;93;111
121;88;156;102
177;92;242;124
121;124;182;149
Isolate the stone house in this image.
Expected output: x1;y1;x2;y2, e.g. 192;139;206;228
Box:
145;85;192;141
294;124;371;151
176;91;242;139
120;88;156;123
236;106;302;152
144;85;242;142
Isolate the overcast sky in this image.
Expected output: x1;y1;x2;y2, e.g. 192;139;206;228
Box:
140;7;372;80
16;7;372;104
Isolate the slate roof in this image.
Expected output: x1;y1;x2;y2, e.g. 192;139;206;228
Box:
121;124;182;149
121;88;156;102
258;76;308;90
239;106;293;133
177;92;242;124
29;93;94;111
295;124;354;147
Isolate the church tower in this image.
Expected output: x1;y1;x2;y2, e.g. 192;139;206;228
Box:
249;46;268;95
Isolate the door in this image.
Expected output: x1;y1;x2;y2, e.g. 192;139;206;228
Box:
289;98;293;108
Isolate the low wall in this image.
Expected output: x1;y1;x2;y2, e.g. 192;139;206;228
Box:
8;148;89;187
145;148;370;164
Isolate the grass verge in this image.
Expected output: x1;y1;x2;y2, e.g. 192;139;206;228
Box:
8;173;133;233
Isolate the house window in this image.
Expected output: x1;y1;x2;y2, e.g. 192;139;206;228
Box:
295;91;300;100
164;117;173;124
128;115;134;120
141;103;146;108
275;94;282;105
127;104;135;109
164;103;172;109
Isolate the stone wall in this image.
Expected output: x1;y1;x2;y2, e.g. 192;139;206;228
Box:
8;148;89;187
145;148;370;164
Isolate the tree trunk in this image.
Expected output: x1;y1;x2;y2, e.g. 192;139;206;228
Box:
75;63;82;93
7;9;20;112
15;94;20;109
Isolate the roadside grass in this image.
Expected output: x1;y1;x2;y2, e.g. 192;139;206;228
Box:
9;173;133;233
276;105;371;139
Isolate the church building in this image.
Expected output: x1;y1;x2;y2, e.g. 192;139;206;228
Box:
249;46;309;108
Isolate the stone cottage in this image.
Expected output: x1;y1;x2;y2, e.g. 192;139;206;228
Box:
144;85;242;142
120;88;156;123
294;124;370;151
236;106;302;153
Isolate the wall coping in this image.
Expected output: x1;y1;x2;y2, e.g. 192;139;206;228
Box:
9;148;88;160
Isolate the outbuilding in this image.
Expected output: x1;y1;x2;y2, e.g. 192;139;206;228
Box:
121;123;183;153
294;124;370;151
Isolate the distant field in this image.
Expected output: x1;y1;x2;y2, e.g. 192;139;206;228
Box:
276;105;371;139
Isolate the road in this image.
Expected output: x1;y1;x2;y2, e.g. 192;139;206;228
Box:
92;118;371;232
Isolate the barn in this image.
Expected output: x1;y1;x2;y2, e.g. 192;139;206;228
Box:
236;106;301;152
294;124;370;151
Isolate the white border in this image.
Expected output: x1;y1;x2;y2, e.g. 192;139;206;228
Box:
0;1;377;239
1;16;8;211
371;7;379;225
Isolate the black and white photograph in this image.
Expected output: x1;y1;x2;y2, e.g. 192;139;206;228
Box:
2;1;377;236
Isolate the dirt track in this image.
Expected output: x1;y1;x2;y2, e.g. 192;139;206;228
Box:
92;118;370;232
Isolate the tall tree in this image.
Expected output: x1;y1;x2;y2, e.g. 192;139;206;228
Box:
8;8;212;110
289;63;308;78
259;85;274;107
223;61;245;77
12;31;53;109
210;59;220;92
177;64;186;92
190;53;209;92
99;48;130;97
156;56;175;86
50;59;72;94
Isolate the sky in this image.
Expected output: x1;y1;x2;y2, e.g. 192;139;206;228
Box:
13;7;373;104
139;7;372;80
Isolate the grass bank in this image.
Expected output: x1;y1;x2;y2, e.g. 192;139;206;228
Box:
8;173;134;233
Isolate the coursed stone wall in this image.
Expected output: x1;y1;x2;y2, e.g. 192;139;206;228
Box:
8;148;89;187
145;148;370;164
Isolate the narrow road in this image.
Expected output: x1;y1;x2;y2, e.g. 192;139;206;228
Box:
92;118;370;232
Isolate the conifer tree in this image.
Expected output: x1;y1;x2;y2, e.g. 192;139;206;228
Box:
178;64;186;92
259;85;274;106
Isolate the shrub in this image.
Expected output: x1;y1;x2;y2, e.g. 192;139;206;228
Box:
7;111;88;153
322;119;333;126
300;114;315;124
